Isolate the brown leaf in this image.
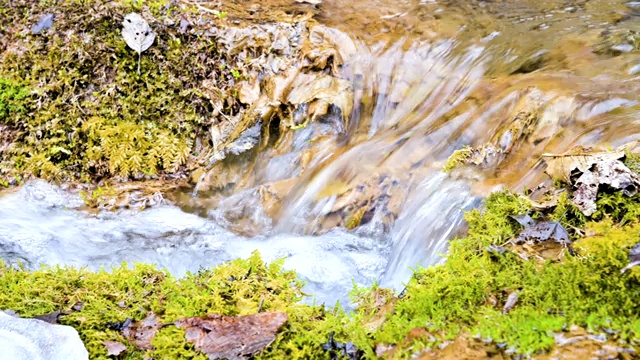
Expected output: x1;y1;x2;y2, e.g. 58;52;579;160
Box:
122;313;162;350
175;312;288;360
103;340;127;356
542;147;625;183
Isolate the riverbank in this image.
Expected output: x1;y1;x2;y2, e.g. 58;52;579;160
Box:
2;0;640;358
2;164;640;358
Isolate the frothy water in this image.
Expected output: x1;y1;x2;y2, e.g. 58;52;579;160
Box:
0;181;388;308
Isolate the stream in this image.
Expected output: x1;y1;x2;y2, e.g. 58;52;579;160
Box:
2;0;640;308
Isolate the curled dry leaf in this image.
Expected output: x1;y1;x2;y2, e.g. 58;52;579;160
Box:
542;147;625;183
175;312;288;360
103;340;127;356
502;290;519;314
511;214;570;244
33;310;61;324
121;13;156;74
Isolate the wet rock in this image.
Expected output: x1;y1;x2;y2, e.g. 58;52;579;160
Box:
0;311;88;360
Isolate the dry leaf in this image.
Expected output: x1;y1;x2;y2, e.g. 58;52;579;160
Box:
515;217;570;245
32;13;54;34
502;290;519;314
542;147;625;183
121;13;156;74
103;340;127;356
33;310;60;324
543;147;640;216
175;312;288;360
121;313;162;350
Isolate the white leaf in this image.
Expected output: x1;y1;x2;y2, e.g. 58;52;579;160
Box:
121;13;156;54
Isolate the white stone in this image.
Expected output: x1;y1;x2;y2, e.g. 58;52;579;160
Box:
0;311;88;360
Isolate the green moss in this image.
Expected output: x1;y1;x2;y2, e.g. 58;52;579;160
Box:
0;78;29;123
358;187;640;356
0;252;349;359
0;0;243;181
443;146;472;172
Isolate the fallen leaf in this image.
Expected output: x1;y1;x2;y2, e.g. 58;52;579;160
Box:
32;13;54;34
122;313;162;350
175;312;288;360
103;340;127;356
542;147;625;183
542;147;640;216
511;215;571;245
573;156;640;216
502;291;519;314
33;310;60;324
517;220;570;244
621;243;640;273
510;214;535;227
121;13;156;74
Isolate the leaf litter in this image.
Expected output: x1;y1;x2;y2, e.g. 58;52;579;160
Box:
174;312;288;360
542;147;640;216
507;214;571;261
112;311;288;358
121;312;163;350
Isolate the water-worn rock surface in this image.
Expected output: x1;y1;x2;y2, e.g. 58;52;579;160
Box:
0;311;88;360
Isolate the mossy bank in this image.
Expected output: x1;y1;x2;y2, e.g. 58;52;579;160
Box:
2;173;640;359
0;0;314;185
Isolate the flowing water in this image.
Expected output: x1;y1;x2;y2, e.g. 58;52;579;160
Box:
2;0;640;307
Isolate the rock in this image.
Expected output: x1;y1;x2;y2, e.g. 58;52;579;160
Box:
0;311;88;360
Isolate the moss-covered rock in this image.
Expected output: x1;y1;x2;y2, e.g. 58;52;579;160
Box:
0;0;286;183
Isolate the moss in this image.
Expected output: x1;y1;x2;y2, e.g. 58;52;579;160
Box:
442;146;472;172
0;251;350;359
4;185;640;358
0;0;244;181
359;186;640;357
0;78;29;122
